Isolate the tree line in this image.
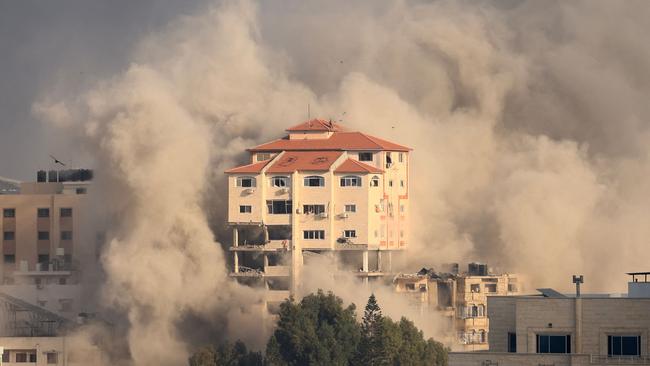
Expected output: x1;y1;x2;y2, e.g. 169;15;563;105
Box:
189;290;448;366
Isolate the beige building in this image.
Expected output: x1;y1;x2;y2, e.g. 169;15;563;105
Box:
0;170;93;316
226;119;411;304
394;263;520;351
450;273;650;366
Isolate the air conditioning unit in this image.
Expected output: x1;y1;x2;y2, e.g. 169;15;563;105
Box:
339;213;349;219
318;212;328;218
243;188;256;194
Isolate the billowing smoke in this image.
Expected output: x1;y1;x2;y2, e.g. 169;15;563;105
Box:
31;0;650;363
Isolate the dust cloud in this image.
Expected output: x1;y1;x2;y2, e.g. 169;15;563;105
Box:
32;0;650;363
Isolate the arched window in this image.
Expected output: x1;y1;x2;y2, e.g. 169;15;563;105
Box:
340;175;362;187
478;304;485;317
271;176;290;188
471;305;479;317
236;176;256;187
480;330;486;343
370;176;379;187
304;176;324;187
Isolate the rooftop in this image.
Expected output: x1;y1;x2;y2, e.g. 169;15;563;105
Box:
250;131;411;152
224;160;272;174
266;151;342;173
334;159;383;174
286;119;348;132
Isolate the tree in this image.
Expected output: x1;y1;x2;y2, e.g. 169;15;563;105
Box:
265;290;361;365
356;293;384;365
188;341;263;366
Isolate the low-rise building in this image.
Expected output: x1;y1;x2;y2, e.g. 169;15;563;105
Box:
449;273;650;366
394;263;520;351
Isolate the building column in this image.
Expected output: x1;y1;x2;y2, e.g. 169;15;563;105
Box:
377;250;382;272
233;252;239;273
362;250;369;272
387;251;392;272
263;254;269;271
263;225;269;243
232;227;239;247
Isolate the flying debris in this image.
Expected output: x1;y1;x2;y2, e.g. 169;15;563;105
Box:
49;154;66;166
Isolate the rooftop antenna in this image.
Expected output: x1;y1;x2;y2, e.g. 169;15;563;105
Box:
572;275;584;298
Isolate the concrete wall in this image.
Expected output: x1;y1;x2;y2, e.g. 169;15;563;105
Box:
449;352;591;366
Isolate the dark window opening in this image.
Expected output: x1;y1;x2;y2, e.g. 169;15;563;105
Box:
358;152;373;161
239;205;252;213
3;208;15;218
60;208;73;217
38;231;50;240
608;335;641;356
4;255;15;264
303;204;325;215
61;231;73;240
508;332;517;353
37;208;50;218
304;176;324;187
537;334;571;354
266;200;292;214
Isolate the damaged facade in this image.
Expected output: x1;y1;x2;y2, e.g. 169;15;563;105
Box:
225;119;411;308
394;263;520;351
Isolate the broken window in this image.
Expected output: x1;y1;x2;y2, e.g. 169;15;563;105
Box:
236;176;256;187
340;175;362;187
470;284;481;293
304;176;324;187
271;176;289;187
303;204;325;215
370;176;379;187
386;152;393;168
405;283;415;291
266;200;292;214
303;230;325;240
343;230;356;238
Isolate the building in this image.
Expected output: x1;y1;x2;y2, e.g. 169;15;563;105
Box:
225;119;411;305
449;273;650;366
0;169;93;317
394;263;520;351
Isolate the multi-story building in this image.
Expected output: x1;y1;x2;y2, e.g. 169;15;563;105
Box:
394;263;520;351
225;119;411;305
0;169;93;317
449;273;650;366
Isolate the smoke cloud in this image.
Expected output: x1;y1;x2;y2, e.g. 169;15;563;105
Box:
28;0;650;363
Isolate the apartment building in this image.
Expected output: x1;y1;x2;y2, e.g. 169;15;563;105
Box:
0;170;92;316
394;263;520;351
449;273;650;366
225;119;411;304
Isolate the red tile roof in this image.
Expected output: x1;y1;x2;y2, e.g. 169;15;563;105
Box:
286;119;348;132
267;151;342;173
249;131;411;152
334;159;383;174
224;160;270;174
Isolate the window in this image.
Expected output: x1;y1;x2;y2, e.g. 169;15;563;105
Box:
266;200;292;214
59;299;73;312
399;153;404;163
344;204;356;213
303;230;325;240
3;208;15;218
59;277;67;285
400;180;404;187
389;180;393;187
386;152;393;168
4;231;15;240
470;284;480;293
508;284;518;292
400;204;405;213
16;353;27;362
508;333;517;353
340;175;361;187
303;204;325;215
485;284;497;293
38;231;50;240
405;283;416;291
61;231;73;240
236;176;256;188
75;187;87;194
1;350;8;362
370;176;379;187
271;176;289;188
400;230;404;238
38;208;50;218
304;176;324;187
608;335;641;356
4;255;15;264
239;205;252;213
344;230;356;238
257;153;271;161
536;334;571;354
47;352;58;364
358;152;373;162
60;208;73;217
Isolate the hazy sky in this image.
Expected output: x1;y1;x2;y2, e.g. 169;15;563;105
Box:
0;1;209;180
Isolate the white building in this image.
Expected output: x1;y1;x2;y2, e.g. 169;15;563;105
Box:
225;119;411;305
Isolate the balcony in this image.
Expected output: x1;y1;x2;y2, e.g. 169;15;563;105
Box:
230;240;291;252
591;355;650;364
264;265;290;277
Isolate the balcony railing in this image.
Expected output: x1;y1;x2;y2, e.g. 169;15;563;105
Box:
591;355;650;364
